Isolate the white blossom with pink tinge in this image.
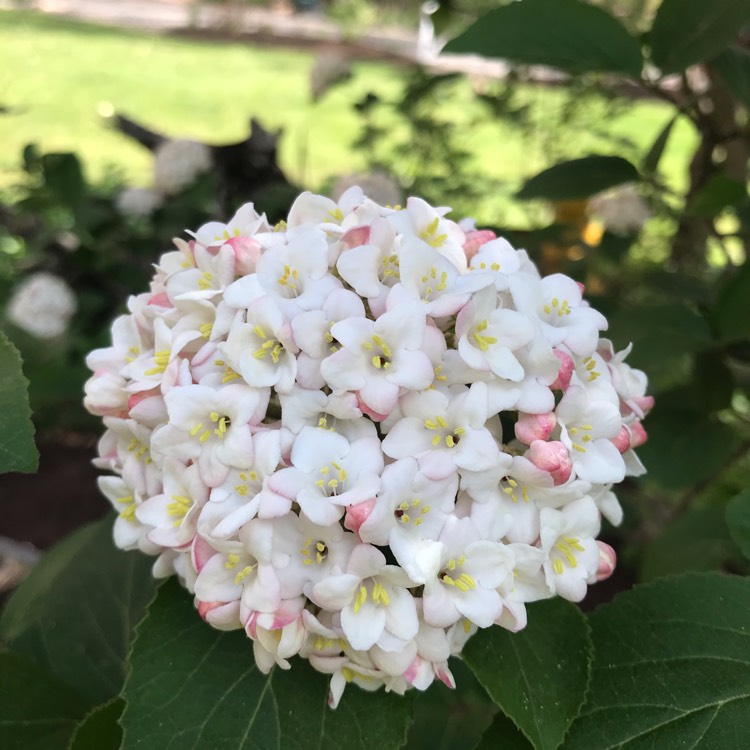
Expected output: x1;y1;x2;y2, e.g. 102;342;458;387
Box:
85;188;652;707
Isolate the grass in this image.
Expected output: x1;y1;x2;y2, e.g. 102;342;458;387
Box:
0;9;697;224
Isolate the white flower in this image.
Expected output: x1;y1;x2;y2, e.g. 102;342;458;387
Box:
422;517;515;629
153;139;211;194
97;475;160;554
136;459;209;548
331;172;403;208
115;187;163;218
219;296;298;393
455;284;537;380
320;301;435;416
388;197;467;272
7;272;77;339
382;384;500;480
358;457;458;583
510;274;608;357
540;497;601;602
556;384;626;484
589;184;651;236
336;217;401;317
86;188;650;701
292;289;366;389
268;426;383;526
311;544;419;652
151;383;268;487
190;203;268;250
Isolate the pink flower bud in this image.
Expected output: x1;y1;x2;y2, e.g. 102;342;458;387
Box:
632;395;655;416
356;394;389;422
340;225;371;249
515;412;557;444
611;426;631;454
550;350;574;391
198;600;224;620
226;236;262;276
576;281;585;294
191;535;217;573
462;229;497;261
595;541;616;582
629;420;648;448
344;498;377;535
528;440;572;485
436;665;456;689
127;389;157;412
147;291;171;307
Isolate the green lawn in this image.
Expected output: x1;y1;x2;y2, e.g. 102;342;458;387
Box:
0;10;697;223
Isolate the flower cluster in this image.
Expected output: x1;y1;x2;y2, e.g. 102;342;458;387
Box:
7;272;78;339
85;189;652;707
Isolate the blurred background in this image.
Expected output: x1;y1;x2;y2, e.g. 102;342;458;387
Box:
1;0;749;601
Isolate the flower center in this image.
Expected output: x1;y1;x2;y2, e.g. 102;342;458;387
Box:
213;358;242;383
423;415;465;447
543;297;571;318
252;325;284;364
353;580;390;613
552;536;585;574
197;271;214;290
500;477;530;503
277;264;300;295
234;469;260;496
300;538;329;566
167;494;193;527
439;555;476;591
117;494;136;522
314;462;348;496
144;349;170;376
582;356;601;382
472;320;498;351
126;437;152;463
224;552;258;584
379;253;400;282
568;423;593;453
419;217;447;248
362;334;392;369
419;266;448;300
393;497;431;527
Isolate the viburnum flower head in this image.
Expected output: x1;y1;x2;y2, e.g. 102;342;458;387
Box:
85;187;652;708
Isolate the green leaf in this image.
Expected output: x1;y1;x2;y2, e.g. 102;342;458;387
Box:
650;0;750;75
726;489;750;559
0;650;89;750
712;46;750;106
404;658;497;750
516;156;639;202
462;599;592;750
607;303;712;391
0;330;38;473
691;351;734;412
565;573;750;748
640;508;742;581
642;115;679;175
472;711;533;750
41;152;86;205
0;517;157;706
686;173;747;217
67;699;124;750
714;261;750;342
122;579;414;750
444;0;643;77
636;391;741;489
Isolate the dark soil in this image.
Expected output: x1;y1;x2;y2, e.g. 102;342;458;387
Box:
0;438;108;550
